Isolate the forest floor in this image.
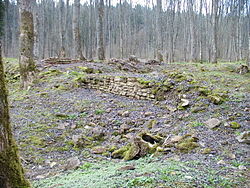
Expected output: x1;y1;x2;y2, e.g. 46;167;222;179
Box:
4;58;250;188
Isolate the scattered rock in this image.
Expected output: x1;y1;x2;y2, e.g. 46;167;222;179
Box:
238;165;247;170
64;157;80;171
236;131;250;144
181;99;190;107
144;111;153;117
72;135;82;146
217;160;226;165
170;136;183;143
91;146;106;154
49;162;57;168
201;148;212;154
146;59;160;65
57;123;68;130
165;105;177;112
128;55;140;63
208;95;223;105
35;175;46;179
91;127;105;140
119;165;136;171
205;118;221;129
71;124;77;129
122;111;130;117
236;65;249;74
120;124;130;133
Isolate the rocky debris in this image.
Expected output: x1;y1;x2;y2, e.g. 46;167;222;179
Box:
112;133;162;160
108;58;150;73
49;162;57;168
144;111;153;117
146;59;160;65
180;99;190;107
205;118;221;129
41;57;79;64
236;65;249;74
90;127;105;140
64;157;80;171
217;160;226;165
121;111;130;117
91;147;106;154
236;131;250;144
165;105;177;112
120;124;130;133
128;55;140;63
168;136;183;144
238;165;247;170
72;135;83;146
119;165;136;171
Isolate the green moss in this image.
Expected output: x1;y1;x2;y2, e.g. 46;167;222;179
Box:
147;119;157;129
208;95;224;104
198;87;212;96
40;69;63;77
111;145;130;159
137;78;152;85
176;136;199;153
201;148;212;154
229;122;241;129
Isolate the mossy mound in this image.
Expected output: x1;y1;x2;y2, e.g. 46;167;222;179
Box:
112;133;162;160
175;135;199;153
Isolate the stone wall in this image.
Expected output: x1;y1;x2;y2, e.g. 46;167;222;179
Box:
79;75;158;100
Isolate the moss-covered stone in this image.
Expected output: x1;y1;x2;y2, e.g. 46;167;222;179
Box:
175;135;199;153
201;148;212;154
208;95;224;105
198;87;212;96
147;119;157;129
229;122;241;129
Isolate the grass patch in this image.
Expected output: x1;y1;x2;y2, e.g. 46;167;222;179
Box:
33;156;245;188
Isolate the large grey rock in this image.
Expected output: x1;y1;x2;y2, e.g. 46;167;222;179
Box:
205;118;221;129
64;157;80;171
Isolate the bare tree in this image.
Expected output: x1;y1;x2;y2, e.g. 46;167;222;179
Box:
97;0;105;60
0;2;30;186
156;0;163;62
211;0;219;63
19;0;36;90
73;0;86;60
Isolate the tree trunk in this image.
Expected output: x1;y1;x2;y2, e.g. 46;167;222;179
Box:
156;0;163;62
211;0;219;63
97;0;105;60
0;42;31;188
19;0;36;90
59;0;66;57
73;0;86;60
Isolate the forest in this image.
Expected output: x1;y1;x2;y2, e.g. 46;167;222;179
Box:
0;0;250;187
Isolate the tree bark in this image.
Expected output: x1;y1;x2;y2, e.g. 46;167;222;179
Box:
97;0;105;60
73;0;86;60
0;42;31;187
156;0;163;62
19;0;36;90
211;0;219;63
